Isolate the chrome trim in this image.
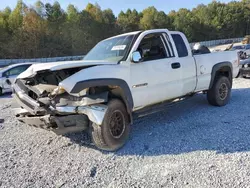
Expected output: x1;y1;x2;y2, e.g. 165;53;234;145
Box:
13;84;40;108
56;104;107;125
13;94;36;114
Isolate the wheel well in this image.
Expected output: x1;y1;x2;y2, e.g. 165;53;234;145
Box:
215;67;231;79
210;65;232;89
89;86;133;123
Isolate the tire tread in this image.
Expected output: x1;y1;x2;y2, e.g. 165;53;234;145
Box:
207;76;231;107
90;99;130;151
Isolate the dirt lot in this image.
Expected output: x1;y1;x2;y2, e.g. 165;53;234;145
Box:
1;78;250;188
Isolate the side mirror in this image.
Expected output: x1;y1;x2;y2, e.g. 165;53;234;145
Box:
131;51;142;63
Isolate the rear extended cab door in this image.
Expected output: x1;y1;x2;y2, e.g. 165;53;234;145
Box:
169;31;197;95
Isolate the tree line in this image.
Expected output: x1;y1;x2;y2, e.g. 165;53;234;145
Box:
0;0;250;59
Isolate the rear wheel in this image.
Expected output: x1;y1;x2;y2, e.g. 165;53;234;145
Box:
90;99;130;151
207;76;231;106
0;87;2;96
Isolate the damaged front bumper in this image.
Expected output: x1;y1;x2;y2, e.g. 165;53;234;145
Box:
12;83;108;135
13;107;90;135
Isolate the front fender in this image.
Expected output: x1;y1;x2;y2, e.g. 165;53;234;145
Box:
60;65;130;92
70;78;134;111
59;64;133;111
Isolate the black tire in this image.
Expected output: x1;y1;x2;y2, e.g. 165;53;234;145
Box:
243;75;247;79
0;87;2;96
207;76;231;107
90;99;130;151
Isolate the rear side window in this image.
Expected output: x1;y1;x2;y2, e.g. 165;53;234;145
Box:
171;34;188;57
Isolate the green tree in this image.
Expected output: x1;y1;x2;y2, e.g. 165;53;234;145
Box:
45;2;67;57
140;6;172;30
117;9;140;32
22;7;47;58
0;7;12;58
8;0;26;31
34;1;45;17
1;0;250;58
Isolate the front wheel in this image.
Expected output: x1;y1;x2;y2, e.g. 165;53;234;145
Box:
207;76;231;106
90;99;130;151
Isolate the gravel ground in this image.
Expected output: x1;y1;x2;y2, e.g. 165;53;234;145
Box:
1;78;250;188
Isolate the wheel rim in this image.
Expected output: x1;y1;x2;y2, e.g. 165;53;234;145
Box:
109;110;125;139
219;83;228;100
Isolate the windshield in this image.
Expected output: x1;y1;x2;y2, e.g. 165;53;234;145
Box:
84;34;135;62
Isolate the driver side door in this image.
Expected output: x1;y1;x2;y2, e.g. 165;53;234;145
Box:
130;32;183;109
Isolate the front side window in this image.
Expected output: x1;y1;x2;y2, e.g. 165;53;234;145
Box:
84;35;135;62
137;33;168;62
171;34;188;57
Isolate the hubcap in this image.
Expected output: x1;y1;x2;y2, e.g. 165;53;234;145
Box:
109;110;125;139
219;83;228;100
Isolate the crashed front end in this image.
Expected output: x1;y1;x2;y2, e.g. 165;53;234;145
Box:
12;68;108;135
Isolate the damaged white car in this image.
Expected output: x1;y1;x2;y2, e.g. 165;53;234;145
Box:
13;29;240;151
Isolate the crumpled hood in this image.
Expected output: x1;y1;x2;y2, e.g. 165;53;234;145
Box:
17;60;117;79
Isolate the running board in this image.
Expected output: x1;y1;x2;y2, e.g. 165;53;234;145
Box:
133;94;195;119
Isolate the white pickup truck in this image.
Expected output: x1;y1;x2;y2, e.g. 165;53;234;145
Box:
13;29;239;151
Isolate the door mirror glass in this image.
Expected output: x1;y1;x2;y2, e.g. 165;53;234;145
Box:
131;51;142;63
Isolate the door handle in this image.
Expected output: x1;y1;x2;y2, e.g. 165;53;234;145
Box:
6;79;12;85
171;62;181;69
